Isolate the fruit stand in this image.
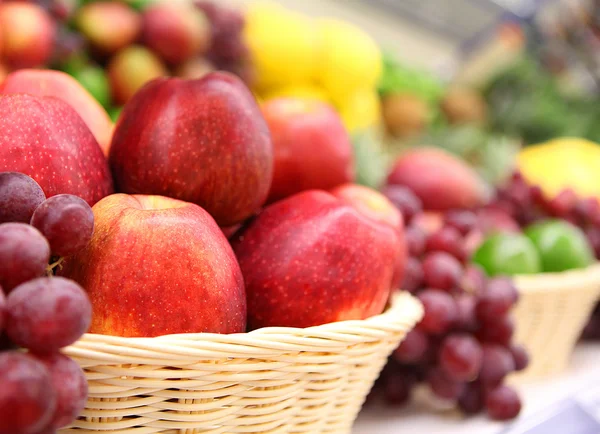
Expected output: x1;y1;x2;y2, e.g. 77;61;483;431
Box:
1;1;600;434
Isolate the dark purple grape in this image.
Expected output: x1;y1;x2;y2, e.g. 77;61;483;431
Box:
425;227;467;262
0;351;57;434
427;366;465;400
479;344;515;387
0;223;50;292
31;194;94;257
393;328;429;363
35;353;88;429
381;185;423;224
6;277;92;354
439;334;483;381
417;289;457;334
485;385;522;420
476;277;518;322
477;314;514;346
509;344;529;372
405;226;427;257
384;371;415;405
0;172;46;224
445;210;478;235
454;294;478;332
422;252;463;291
401;257;423;293
458;381;484;414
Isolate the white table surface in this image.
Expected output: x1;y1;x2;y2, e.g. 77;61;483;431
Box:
353;343;600;434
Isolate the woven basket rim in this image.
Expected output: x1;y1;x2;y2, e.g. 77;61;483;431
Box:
67;291;423;354
514;261;600;292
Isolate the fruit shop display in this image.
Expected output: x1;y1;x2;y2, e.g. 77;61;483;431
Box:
0;172;93;434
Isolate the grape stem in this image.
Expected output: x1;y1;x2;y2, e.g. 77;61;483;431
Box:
46;257;65;276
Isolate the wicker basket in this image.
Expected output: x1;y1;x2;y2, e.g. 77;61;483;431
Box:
512;262;600;381
58;291;422;434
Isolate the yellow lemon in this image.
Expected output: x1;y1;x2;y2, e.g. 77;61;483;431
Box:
244;2;318;91
518;138;600;199
338;88;382;133
261;84;330;103
316;18;383;106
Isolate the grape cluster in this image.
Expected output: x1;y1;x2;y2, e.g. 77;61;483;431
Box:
488;172;600;340
0;172;93;434
195;1;254;86
373;185;527;421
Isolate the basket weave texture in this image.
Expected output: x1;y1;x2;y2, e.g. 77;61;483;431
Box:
513;262;600;380
59;291;422;434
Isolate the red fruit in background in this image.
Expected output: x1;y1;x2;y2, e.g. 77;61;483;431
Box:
142;2;211;64
261;98;354;203
74;1;141;55
0;94;113;206
0;2;56;68
107;45;168;105
176;58;214;79
110;72;272;227
1;69;113;156
231;190;400;329
59;194;246;337
386;147;486;211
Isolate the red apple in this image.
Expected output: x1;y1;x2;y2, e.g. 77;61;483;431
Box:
231;190;400;329
1;69;113;156
59;194;246;337
330;183;407;289
386;148;486;211
0;2;56;69
110;72;273;227
261;98;355;203
142;2;211;64
74;1;141;55
0;94;113;206
107;45;168;105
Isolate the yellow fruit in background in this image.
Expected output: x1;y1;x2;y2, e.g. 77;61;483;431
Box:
338;88;382;133
244;2;318;91
317;18;383;106
262;84;329;103
518;138;600;199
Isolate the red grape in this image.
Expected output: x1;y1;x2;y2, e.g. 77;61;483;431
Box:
585;227;600;258
417;289;457;334
439;334;483;382
393;328;429;363
427;366;465;400
384;371;414;405
0;352;57;434
0;223;50;292
454;294;478;332
461;264;486;294
444;210;477;236
0;289;5;333
547;188;577;218
575;197;600;226
35;353;88;429
6;277;92;354
31;194;94;257
422;252;463;291
477;314;514;346
381;185;423;224
479;344;515;387
401;257;423;293
485;385;522;420
405;226;427;257
0;172;46;224
476;277;518;322
510;344;529;372
425;227;467;262
458;381;484;414
528;185;546;208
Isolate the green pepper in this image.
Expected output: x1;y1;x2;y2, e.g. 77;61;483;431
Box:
472;232;541;276
524;220;594;272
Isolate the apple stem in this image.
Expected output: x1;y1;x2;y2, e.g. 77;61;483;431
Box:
46;257;65;276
